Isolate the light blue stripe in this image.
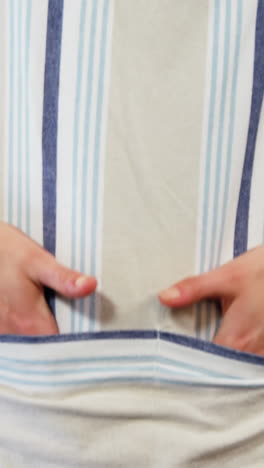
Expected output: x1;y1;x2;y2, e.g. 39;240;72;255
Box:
0;375;154;387
17;0;23;229
206;302;221;341
89;0;110;331
208;0;231;271
78;0;98;332
0;363;197;378
206;0;231;340
8;0;15;224
70;0;88;332
0;371;192;387
25;0;32;235
0;366;256;389
196;0;220;338
217;1;243;264
0;355;242;380
0;374;256;389
157;364;241;380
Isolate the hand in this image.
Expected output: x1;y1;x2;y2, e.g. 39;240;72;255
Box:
159;246;264;355
0;222;97;335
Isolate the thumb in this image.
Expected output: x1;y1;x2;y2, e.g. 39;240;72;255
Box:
158;265;236;308
28;252;97;298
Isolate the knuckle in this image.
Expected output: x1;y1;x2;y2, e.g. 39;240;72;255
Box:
180;276;201;296
53;266;77;288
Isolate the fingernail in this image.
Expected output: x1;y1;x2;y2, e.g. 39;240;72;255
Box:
159;288;181;302
75;275;89;288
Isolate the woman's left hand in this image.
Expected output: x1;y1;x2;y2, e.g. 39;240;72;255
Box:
159;246;264;355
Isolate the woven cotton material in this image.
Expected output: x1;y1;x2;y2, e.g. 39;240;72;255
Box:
0;1;264;465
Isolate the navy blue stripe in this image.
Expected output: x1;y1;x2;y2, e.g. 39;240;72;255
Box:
0;330;264;366
234;0;264;257
42;0;64;313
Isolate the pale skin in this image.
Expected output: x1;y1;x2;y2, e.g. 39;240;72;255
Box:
159;246;264;355
1;221;264;355
0;222;97;335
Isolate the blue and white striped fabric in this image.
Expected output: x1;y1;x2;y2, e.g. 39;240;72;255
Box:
0;1;264;465
0;331;263;466
1;331;264;393
2;0;264;341
196;0;264;340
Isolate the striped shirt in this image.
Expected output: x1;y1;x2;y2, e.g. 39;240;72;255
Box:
0;1;264;466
